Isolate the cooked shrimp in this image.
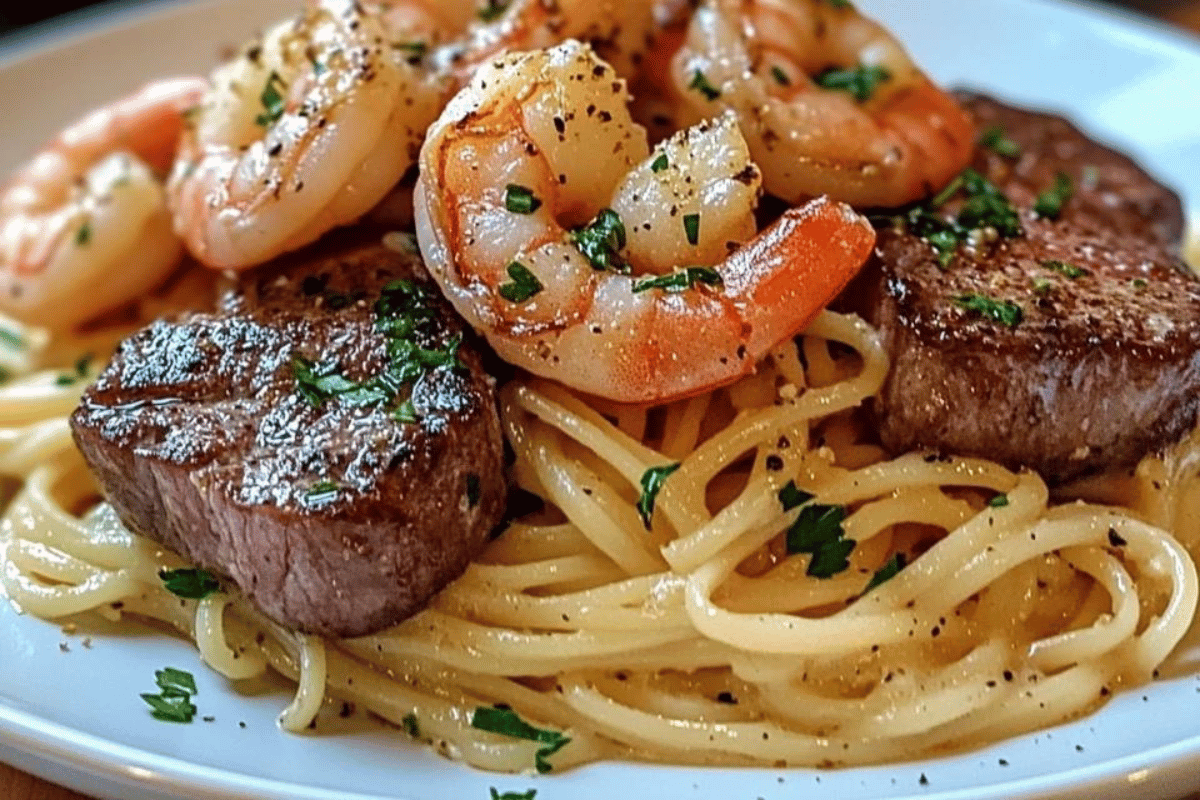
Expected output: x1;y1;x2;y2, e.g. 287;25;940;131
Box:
435;0;654;86
415;41;875;404
0;77;204;330
169;0;443;270
672;0;975;208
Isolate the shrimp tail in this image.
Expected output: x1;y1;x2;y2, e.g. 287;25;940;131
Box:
724;196;876;358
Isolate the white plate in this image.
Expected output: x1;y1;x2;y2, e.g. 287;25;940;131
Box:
3;1;1200;799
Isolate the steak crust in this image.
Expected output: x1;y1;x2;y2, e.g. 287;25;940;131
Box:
71;234;506;637
851;93;1199;484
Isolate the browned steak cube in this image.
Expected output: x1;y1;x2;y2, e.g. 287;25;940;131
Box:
848;93;1199;484
71;234;506;637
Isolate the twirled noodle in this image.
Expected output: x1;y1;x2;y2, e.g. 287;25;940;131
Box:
1;308;1199;773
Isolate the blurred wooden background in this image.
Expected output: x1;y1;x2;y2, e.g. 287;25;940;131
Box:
1;1;1199;799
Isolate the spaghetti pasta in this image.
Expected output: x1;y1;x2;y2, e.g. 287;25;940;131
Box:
1;306;1198;773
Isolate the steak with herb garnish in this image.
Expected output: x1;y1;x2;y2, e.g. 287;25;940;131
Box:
957;90;1186;249
846;94;1200;484
70;233;506;637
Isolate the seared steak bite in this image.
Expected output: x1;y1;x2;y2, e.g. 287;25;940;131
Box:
957;90;1186;248
850;94;1200;484
70;234;506;637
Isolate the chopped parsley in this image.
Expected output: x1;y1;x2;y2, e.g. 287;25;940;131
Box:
637;462;681;528
814;64;890;102
254;71;288;127
778;480;814;512
491;790;536;800
498;262;543;303
825;0;853;7
956;169;1023;238
953;293;1023;328
393;398;418;424
75;222;92;246
770;65;790;86
470;705;570;773
478;0;510;21
55;353;92;386
1034;172;1073;220
683;213;701;246
1041;259;1087;279
863;553;907;594
898;169;1022;267
988;493;1010;508
304;481;340;505
292;280;462;415
159;567;221;600
0;328;24;350
651;153;669;173
978;126;1021;158
688;69;721;101
1131;277;1149;290
402;713;421;738
504;184;542;215
394;41;428;64
141;667;198;723
632;267;722;294
786;502;855;578
571;208;628;272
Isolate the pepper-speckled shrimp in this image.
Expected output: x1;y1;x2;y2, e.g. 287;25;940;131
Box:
434;0;654;87
672;0;975;208
415;41;875;404
0;77;205;330
168;0;443;270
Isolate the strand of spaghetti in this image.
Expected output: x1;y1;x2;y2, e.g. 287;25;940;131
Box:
194;593;268;680
0;373;89;426
525;428;665;574
924;665;1107;749
660;475;779;573
846;471;1047;614
433;572;688;632
758;640;1012;738
377;610;698;667
0;418;73;476
5;465;169;574
454;554;625;592
841;486;973;543
0;544;142;617
1107;520;1198;675
480;522;598;564
1028;546;1138;672
590;674;758;723
277;635;327;731
918;511;1188;624
560;680;919;765
508;381;711;535
660;393;712;461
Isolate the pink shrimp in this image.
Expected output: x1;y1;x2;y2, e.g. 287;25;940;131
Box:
0;77;204;330
415;42;875;404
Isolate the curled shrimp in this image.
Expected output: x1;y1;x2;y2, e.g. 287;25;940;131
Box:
434;0;654;86
672;0;975;208
169;0;443;270
0;77;205;330
415;41;875;404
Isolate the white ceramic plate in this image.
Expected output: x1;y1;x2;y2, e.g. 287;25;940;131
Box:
3;1;1200;799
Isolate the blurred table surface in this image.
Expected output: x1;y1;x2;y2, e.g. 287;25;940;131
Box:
3;1;1200;799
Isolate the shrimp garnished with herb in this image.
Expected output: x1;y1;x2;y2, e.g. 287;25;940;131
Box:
415;41;875;404
169;0;443;270
0;77;205;330
673;0;975;208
